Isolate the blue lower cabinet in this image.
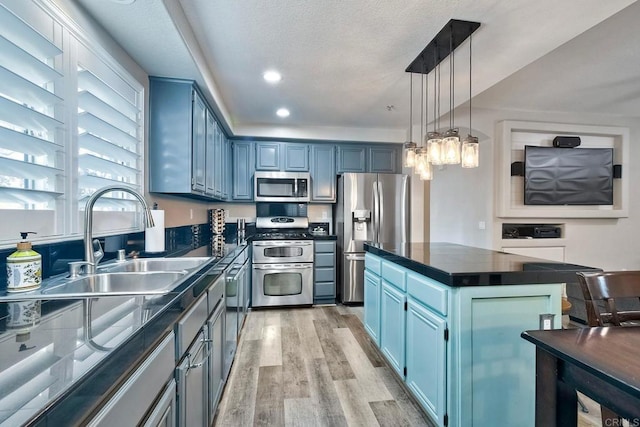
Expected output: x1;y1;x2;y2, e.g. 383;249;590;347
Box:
406;298;447;426
363;269;381;344
380;281;405;376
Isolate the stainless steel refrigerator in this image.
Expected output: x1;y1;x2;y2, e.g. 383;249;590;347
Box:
335;173;410;303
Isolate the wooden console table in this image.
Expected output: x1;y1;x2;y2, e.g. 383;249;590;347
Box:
522;327;640;426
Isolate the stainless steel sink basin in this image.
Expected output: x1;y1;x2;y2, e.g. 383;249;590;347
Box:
99;257;211;273
41;271;187;297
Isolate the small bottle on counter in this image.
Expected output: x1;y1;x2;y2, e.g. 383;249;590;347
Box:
6;232;42;292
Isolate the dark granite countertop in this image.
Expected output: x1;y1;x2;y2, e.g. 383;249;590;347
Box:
0;240;249;426
364;242;601;287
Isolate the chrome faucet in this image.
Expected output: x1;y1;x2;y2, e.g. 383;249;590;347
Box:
82;185;155;274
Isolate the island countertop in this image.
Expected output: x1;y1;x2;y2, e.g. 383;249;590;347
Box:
364;242;600;286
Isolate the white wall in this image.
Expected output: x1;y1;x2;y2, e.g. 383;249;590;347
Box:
430;106;640;270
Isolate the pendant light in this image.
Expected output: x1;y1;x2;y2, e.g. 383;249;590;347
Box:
443;23;461;165
427;46;444;165
461;31;479;168
403;73;417;168
415;65;432;181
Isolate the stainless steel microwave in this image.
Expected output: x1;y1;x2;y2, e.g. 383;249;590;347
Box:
254;171;310;202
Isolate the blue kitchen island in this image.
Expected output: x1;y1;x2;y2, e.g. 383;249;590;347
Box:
363;242;598;427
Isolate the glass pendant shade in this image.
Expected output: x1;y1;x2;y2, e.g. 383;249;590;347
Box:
461;135;479;168
427;132;444;165
443;129;461;165
414;147;428;174
419;154;433;181
403;141;417;168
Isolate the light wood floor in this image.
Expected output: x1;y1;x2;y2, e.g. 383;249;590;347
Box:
214;305;434;426
214;306;612;427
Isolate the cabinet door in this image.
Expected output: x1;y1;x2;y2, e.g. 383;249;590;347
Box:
370;146;399;173
208;305;224;419
205;110;216;195
364;270;381;345
284;143;309;171
380;281;406;376
191;90;207;192
213;121;224;198
255;142;281;170
406;299;447;426
232;141;254;201
222;137;230;200
310;145;336;202
141;379;176;427
337;145;367;173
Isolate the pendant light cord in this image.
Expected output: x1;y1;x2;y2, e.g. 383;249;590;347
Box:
469;32;472;135
420;58;424;144
433;46;437;133
409;73;413;141
450;26;454;130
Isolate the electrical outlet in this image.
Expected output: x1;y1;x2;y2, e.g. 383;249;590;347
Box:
539;313;555;330
478;221;486;230
190;209;193;220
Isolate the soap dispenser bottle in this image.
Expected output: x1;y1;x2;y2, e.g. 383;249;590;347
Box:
6;232;42;292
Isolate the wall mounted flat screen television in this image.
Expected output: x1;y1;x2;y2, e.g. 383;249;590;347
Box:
524;146;614;205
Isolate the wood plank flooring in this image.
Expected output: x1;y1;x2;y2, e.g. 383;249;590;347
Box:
214;306;434;427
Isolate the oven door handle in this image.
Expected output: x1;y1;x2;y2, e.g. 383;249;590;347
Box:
253;241;313;246
252;263;313;270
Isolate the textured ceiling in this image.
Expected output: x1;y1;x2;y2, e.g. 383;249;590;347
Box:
75;0;637;142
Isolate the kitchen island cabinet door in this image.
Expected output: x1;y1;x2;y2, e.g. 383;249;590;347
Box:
364;269;381;345
406;298;447;427
380;281;405;376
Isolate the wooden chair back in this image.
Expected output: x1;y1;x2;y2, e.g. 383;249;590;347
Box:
577;271;640;327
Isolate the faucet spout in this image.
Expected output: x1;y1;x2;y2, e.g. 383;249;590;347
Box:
83;185;154;274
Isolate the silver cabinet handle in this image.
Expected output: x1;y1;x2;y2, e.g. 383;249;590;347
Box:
346;254;365;261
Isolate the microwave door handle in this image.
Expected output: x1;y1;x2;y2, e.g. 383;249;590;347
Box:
294;179;298;197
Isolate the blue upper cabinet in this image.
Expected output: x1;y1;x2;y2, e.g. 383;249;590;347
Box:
149;77;205;195
231;141;254;201
337;145;367;173
310;144;336;202
205;110;216;196
370;146;400;173
284;143;309;171
191;90;207;193
336;144;401;174
255;142;281;170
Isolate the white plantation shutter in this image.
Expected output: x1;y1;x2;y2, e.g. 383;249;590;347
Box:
76;41;143;219
0;0;145;245
0;3;63;241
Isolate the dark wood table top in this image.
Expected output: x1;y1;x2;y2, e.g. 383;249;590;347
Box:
522;327;640;399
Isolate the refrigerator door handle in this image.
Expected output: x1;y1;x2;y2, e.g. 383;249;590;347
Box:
345;254;366;261
372;180;379;243
377;179;384;242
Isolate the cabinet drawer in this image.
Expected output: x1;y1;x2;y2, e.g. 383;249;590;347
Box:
207;275;225;313
365;253;381;276
315;241;335;253
315;267;334;282
315;253;335;268
381;261;406;291
315;282;335;297
407;272;448;316
88;332;175;426
175;294;208;358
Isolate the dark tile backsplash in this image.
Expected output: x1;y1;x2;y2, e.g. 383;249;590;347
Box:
0;224;211;292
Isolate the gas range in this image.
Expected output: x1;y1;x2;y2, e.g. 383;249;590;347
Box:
253;216;311;241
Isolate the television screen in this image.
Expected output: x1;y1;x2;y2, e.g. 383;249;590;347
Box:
524;146;613;205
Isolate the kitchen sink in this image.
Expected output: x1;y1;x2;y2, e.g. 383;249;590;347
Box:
99;257;211;273
41;271;187;297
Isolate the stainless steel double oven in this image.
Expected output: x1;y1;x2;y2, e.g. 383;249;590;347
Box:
251;204;314;307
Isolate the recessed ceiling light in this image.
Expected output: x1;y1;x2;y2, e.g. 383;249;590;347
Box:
263;70;282;84
276;108;290;118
